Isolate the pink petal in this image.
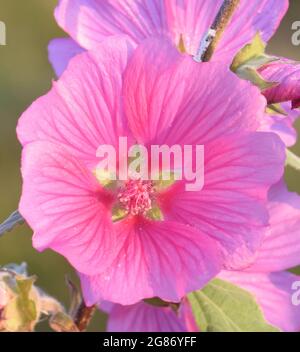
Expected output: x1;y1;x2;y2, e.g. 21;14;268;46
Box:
158;132;285;270
247;180;300;273
19;141;117;276
106;302;188;332
220;271;300;332
260;103;299;147
54;0;167;49
54;0;288;64
214;0;288;63
48;37;85;77
80;219;221;305
259;59;300;106
166;0;288;62
123;38;265;146
17;36;134;169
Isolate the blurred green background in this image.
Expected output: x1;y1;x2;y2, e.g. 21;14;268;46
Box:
0;0;299;332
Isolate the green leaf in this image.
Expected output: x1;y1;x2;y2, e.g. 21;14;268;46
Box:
235;66;277;90
286;149;300;171
188;279;279;332
230;33;279;90
231;33;266;71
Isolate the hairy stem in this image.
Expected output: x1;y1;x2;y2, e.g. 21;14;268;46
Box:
194;0;241;62
74;300;96;332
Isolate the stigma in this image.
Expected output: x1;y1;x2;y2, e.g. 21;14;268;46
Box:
117;179;155;216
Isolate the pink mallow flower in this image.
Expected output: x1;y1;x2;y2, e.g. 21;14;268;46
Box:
17;37;285;305
98;180;300;332
49;0;288;76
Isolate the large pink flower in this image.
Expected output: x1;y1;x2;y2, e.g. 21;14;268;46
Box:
18;37;284;305
49;0;288;75
100;180;300;332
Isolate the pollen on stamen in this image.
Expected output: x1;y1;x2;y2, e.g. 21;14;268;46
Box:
118;179;155;216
